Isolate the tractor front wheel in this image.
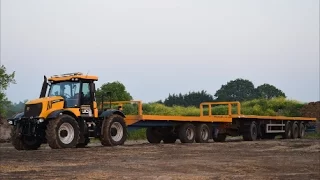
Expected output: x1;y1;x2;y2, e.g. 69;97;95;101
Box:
11;126;42;150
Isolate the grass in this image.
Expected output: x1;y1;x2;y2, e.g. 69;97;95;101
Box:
304;132;320;139
127;128;146;140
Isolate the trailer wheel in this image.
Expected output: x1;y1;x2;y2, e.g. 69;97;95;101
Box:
146;127;162;144
291;121;299;139
11;126;42;150
100;114;127;146
195;124;210;143
163;135;177;143
179;123;196;143
213;133;227;142
298;122;305;138
46;114;80;149
243;121;258;141
261;133;276;139
259;124;276;139
283;121;292;139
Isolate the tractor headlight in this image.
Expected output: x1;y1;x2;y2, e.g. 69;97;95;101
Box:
37;118;44;123
8;120;13;125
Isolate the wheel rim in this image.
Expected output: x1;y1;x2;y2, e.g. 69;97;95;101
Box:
110;122;123;142
201;128;209;140
186;127;194;140
58;122;75;144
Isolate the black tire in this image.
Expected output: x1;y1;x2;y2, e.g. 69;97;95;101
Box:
146;127;162;144
243;121;258;141
163;136;177;143
298;122;305;138
213;133;227;142
283;121;292;139
76;121;90;148
291;121;299;139
100;114;127;146
76;135;90;148
195;123;210;143
259;124;276;139
179;123;196;143
46;114;80;149
11;126;42;150
261;133;276;139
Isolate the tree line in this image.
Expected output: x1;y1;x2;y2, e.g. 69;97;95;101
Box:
161;79;286;107
0;64;286;118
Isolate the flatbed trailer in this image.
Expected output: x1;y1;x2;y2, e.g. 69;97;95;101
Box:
107;101;317;143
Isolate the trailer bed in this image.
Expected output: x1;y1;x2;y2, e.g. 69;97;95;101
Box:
108;101;317;126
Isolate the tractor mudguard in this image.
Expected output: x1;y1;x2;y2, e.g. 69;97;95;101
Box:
7;112;24;124
13;112;24;119
99;109;126;119
47;109;75;119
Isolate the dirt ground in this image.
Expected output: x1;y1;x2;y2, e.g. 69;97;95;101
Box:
0;138;319;180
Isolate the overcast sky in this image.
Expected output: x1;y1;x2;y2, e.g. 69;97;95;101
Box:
1;0;319;104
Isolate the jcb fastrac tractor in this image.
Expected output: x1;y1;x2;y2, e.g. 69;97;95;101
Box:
7;72;127;150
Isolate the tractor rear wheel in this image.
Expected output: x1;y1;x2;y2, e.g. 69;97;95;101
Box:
100;114;127;146
11;126;42;150
46;114;80;149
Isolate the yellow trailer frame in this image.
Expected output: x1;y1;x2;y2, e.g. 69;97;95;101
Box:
103;100;316;126
101;100;316;143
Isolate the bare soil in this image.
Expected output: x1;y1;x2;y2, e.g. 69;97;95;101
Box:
0;138;319;180
0;118;11;143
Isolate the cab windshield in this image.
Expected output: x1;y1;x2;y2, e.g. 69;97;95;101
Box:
47;81;81;107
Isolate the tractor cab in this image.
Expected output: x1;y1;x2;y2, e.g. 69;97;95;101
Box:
43;72;99;118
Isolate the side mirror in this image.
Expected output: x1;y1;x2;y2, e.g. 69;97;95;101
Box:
40;75;48;98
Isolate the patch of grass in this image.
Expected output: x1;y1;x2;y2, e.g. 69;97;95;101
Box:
304;132;320;139
127;128;146;140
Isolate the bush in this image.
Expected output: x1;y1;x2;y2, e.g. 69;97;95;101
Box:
122;97;305;117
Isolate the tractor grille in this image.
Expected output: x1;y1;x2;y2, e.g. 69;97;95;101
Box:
24;103;42;117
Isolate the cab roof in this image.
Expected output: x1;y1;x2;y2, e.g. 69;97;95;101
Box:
48;72;98;82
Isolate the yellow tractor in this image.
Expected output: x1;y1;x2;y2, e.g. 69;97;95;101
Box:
8;72;127;150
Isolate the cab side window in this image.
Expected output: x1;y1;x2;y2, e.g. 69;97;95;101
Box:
81;83;92;104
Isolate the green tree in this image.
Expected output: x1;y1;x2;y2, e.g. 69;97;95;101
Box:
164;90;214;107
214;78;256;102
256;84;286;99
0;65;16;117
95;81;132;106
